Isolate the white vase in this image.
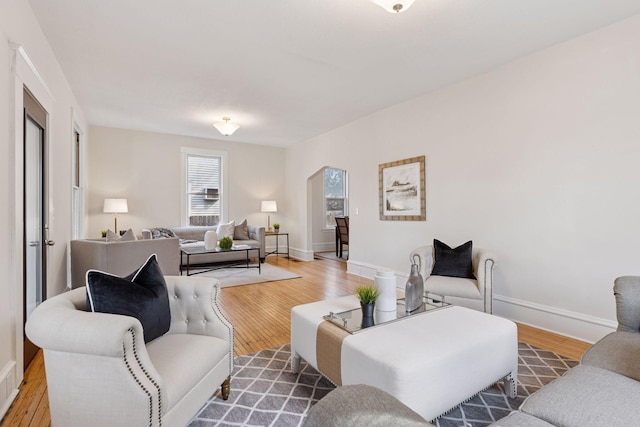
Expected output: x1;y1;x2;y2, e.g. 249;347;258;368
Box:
376;310;397;323
204;230;218;250
375;268;396;312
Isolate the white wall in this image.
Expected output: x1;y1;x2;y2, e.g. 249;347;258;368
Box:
0;0;87;416
86;126;286;237
286;14;640;342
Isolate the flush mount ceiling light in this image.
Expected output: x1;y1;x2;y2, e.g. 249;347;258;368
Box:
213;117;240;136
371;0;415;13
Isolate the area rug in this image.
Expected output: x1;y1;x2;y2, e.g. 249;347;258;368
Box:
190;263;300;288
187;343;577;427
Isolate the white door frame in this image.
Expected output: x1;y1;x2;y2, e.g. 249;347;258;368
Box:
9;42;54;388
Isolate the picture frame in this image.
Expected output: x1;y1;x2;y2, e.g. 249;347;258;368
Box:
379;155;426;221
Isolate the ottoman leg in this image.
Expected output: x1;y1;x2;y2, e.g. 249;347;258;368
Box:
291;351;301;374
221;376;231;400
503;372;517;398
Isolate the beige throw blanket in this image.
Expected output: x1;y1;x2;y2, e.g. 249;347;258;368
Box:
316;321;350;386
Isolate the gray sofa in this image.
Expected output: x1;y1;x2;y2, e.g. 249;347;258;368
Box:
143;225;266;266
494;275;640;426
70;238;180;288
304;276;640;427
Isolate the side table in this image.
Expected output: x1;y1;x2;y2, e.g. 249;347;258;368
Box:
265;232;289;258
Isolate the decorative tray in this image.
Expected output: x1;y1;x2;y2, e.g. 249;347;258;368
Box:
322;296;450;334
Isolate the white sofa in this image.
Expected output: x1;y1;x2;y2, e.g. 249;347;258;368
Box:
25;276;233;427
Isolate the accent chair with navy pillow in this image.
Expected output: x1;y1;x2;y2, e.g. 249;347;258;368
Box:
410;240;496;313
25;260;234;427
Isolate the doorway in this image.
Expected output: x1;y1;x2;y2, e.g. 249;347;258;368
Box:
307;166;348;260
23;89;49;369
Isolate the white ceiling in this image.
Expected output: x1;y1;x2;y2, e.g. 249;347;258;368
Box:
28;0;640;147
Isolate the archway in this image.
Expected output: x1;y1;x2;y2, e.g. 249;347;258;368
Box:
306;166;348;260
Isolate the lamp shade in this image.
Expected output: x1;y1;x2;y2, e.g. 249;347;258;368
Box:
370;0;415;13
103;198;128;214
261;200;277;213
213;117;240;136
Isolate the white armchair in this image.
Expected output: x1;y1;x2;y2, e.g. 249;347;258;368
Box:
410;245;496;313
25;276;233;427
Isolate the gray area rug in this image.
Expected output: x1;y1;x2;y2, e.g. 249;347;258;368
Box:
188;343;577;427
190;263;300;288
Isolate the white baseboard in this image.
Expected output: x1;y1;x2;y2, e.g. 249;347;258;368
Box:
291;247;314;261
346;260;408;288
312;242;334;252
493;295;616;344
0;360;18;421
346;259;616;344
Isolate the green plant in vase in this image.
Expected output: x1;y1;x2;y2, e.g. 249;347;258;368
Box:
273;223;280;233
356;285;380;319
101;230;107;238
219;236;233;250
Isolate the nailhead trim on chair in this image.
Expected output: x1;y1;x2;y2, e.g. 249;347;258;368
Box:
211;283;234;374
131;328;163;426
123;328;157;427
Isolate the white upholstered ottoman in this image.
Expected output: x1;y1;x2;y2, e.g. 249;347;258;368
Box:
291;295;517;421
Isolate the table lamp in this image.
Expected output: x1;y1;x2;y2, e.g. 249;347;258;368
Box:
103;198;128;234
261;200;277;232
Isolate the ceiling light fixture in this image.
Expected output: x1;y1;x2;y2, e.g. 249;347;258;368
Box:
371;0;415;13
213;117;240;136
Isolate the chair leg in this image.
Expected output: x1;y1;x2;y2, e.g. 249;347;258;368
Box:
221;376;231;400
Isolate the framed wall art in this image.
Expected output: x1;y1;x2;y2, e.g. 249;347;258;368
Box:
379;155;426;221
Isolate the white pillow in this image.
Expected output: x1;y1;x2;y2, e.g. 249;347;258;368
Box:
216;220;235;239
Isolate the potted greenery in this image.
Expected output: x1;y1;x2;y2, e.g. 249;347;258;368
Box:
356;285;380;318
219;236;233;250
101;230;107;238
273;223;280;233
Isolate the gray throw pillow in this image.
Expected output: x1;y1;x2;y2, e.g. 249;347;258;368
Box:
234;219;250;240
119;228;136;241
106;228;136;242
106;229;119;241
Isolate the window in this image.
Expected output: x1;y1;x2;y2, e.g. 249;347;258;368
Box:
71;129;83;239
181;148;227;226
324;167;348;227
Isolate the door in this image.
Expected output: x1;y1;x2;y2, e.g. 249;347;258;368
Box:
23;89;50;369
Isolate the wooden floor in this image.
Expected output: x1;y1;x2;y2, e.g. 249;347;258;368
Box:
1;256;591;427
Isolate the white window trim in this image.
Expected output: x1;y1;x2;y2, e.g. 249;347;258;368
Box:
70;120;85;240
180;147;228;227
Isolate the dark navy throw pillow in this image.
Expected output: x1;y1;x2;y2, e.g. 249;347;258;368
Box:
86;254;171;343
431;239;475;279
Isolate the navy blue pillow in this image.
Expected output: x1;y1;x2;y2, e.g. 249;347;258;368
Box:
86;254;171;343
431;239;475;279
